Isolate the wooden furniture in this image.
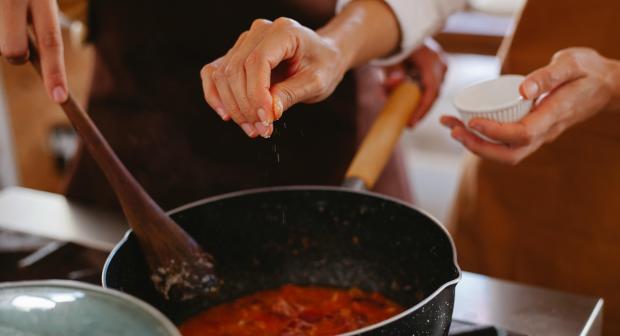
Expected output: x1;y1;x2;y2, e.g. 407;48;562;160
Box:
0;30;93;192
435;10;515;55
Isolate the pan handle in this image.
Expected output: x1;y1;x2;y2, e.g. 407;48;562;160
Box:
343;80;421;190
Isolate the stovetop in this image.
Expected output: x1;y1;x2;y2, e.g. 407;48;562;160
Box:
449;320;522;336
0;188;605;336
0;232;513;336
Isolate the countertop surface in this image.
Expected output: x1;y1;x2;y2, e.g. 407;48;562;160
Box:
454;272;603;336
0;187;604;336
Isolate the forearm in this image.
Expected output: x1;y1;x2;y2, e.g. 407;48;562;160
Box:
317;0;400;71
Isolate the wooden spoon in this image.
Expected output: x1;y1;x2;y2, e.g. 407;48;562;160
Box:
27;37;220;301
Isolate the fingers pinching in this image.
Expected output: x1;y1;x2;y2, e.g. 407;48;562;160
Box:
201;15;341;139
200;62;229;121
245;18;303;125
224;32;254;120
205;19;280;138
224;32;255;126
245;49;277;126
226;22;275;137
212;67;258;137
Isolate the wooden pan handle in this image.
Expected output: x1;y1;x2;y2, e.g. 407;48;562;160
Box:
345;80;421;190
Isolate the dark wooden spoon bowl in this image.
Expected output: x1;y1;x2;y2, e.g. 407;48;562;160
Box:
27;37;220;301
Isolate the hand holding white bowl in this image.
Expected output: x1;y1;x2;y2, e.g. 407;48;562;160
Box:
452;75;533;142
441;48;620;165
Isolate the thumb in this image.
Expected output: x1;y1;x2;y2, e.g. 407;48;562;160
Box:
520;57;583;100
270;72;324;119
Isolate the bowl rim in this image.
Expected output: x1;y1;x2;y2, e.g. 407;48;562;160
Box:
0;279;180;336
453;75;530;114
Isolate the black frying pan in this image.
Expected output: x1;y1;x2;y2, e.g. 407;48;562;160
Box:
103;81;461;335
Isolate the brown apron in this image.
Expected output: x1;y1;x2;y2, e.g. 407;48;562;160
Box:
451;1;620;334
64;0;411;211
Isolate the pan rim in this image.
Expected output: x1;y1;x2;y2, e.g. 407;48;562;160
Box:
103;185;462;334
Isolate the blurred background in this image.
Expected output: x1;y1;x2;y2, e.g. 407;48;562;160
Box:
0;0;525;224
0;1;613;335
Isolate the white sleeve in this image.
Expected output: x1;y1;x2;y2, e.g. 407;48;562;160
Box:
335;0;466;65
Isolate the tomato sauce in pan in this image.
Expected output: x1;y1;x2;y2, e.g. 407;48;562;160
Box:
179;285;403;336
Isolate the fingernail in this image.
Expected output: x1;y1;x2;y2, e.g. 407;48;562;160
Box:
273;96;283;120
522;81;539;99
471;124;483;132
454;135;464;143
257;108;272;126
52;86;67;103
241;123;257;137
215;108;228;120
255;122;272;138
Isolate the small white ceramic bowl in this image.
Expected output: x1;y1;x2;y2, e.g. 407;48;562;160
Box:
453;75;533;140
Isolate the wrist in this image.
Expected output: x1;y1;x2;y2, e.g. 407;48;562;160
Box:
317;0;399;71
319;36;355;83
605;59;620;111
317;9;365;74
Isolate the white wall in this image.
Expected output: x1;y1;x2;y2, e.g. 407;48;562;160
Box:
402;54;500;224
469;0;527;16
0;72;18;188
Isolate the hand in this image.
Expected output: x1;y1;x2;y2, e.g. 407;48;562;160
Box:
0;0;67;102
441;48;620;165
200;0;401;139
384;39;447;126
200;18;347;138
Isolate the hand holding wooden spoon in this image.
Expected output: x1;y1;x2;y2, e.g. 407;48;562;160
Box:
27;36;220;301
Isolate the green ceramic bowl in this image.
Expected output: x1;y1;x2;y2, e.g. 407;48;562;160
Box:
0;280;180;336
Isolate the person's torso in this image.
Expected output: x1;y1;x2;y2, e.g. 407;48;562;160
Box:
66;0;405;209
455;1;620;334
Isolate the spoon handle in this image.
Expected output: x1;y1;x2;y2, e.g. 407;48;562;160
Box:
28;35;218;300
27;35;205;258
28;39;151;215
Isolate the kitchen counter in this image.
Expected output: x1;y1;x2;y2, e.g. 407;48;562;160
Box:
454;272;603;335
0;187;126;251
0;187;604;335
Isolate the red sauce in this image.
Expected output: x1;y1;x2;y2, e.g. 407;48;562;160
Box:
179;285;403;336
